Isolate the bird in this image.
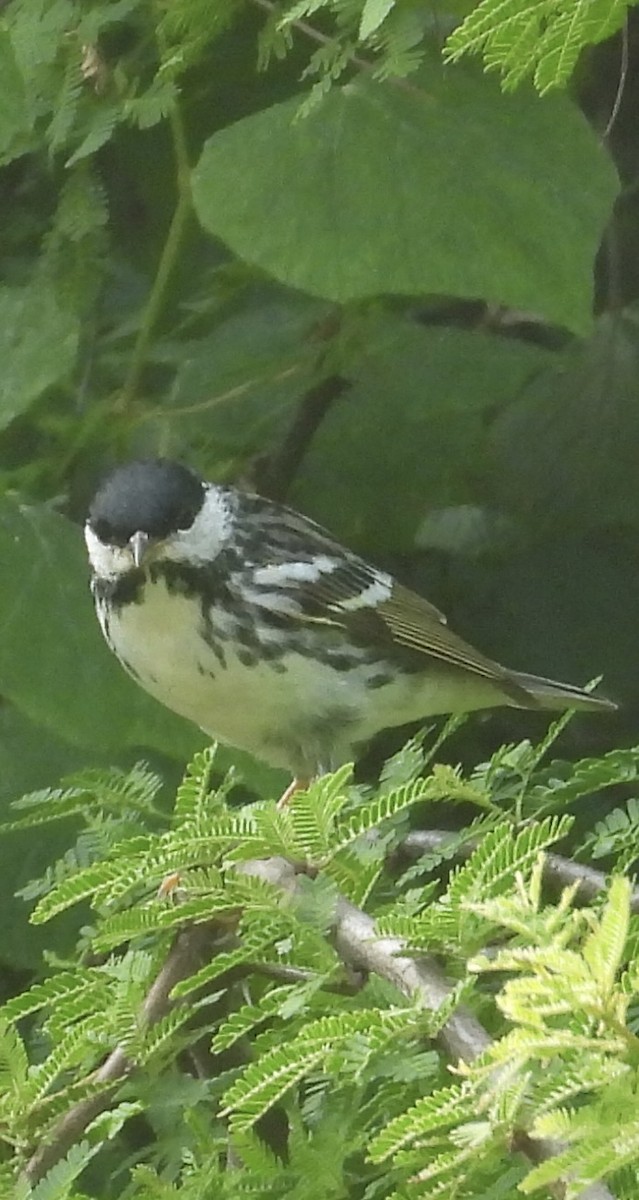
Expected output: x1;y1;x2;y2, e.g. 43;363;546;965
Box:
85;458;615;799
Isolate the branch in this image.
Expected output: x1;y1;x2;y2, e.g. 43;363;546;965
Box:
250;0;428;97
242;858;616;1200
21;924;215;1188
249;959;364;993
119;89;192;412
254;374;349;502
399;829;639;911
23;855;618;1199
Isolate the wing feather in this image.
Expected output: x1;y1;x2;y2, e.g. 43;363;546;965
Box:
374;584;509;682
236;496;529;700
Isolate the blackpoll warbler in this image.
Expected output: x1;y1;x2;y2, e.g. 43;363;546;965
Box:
86;459;615;791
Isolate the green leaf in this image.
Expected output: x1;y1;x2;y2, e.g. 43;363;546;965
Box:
29;1141;97;1200
0;498;203;757
221;1010;414;1131
445;0;632;94
292;320;550;552
0;280;79;428
368;1082;470;1161
490;313;639;532
192;72;617;332
0;1015;28;1099
359;0;395;39
583;875;630;993
167;298;325;464
0;704;103;970
446;814;573;908
0;30;32;163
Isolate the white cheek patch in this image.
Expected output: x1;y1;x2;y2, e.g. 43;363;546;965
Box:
162;487;232;564
332;574;392;612
84;524;132;578
252;556;338;587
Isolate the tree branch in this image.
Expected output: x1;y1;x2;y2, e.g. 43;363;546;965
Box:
119;87;192;413
399;829;639;911
23;855;618;1199
250;0;428;97
242;857;616;1200
254;374;349;502
21;924;216;1188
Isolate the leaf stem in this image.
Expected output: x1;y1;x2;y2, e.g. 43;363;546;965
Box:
120;101;192;411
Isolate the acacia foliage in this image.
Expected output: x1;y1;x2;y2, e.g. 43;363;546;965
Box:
4;729;639;1198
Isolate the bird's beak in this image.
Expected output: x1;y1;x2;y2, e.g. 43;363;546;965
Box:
128;530;150;569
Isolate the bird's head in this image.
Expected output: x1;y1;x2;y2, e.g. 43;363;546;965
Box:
85;459;225;578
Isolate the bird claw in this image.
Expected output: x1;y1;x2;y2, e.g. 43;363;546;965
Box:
157;871;184;900
276;777;311;809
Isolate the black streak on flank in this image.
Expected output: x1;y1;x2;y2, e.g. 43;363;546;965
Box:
200;604;228;670
236;647;258;668
366;672;393;689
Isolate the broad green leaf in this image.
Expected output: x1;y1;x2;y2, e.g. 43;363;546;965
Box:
0;31;32;162
0;498;203;758
459;536;628;711
192;71;617;332
0;281;79;428
0;705;94;969
291;320;552;553
166;297;325;463
489;312;639;532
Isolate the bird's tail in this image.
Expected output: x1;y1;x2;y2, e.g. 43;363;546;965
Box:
509;670;617;713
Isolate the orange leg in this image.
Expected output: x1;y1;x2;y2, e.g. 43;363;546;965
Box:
157;871;183;899
276;777;311;810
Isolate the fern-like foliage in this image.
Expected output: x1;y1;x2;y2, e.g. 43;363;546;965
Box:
256;0;632;96
3;733;639;1197
364;862;639;1197
444;0;637;94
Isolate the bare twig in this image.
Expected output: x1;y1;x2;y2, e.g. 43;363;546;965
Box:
602;16;629;143
399;829;639;911
22;924;215;1188
250;0;429;97
255;374;349;502
138;364;304;425
334;893;491;1061
249;960;364;992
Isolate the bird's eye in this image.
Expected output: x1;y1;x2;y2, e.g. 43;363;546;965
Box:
93;519;112;542
175;505;196;531
93;519;126;547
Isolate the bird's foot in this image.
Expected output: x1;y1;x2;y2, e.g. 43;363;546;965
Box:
157;871;185;900
276;777;311;810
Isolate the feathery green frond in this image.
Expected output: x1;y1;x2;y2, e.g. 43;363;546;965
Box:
221;1008;416;1130
446;813;573;908
0;1017;28;1105
210;987;292;1052
5;731;639;1194
444;0;634;94
368;1082;472;1161
28;1140;97;1200
30;835;153;922
172;745;218;824
583;875;631;993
